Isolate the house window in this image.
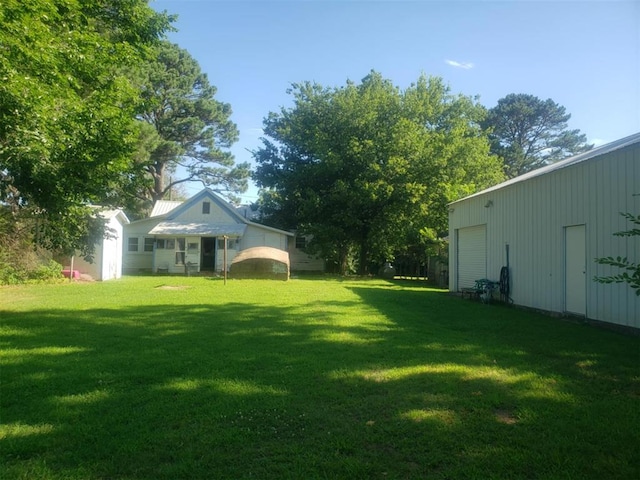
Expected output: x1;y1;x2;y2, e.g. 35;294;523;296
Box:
128;237;139;252
166;239;175;250
175;238;186;265
217;238;238;249
156;239;166;249
144;237;154;252
188;242;199;252
295;236;306;249
202;201;210;214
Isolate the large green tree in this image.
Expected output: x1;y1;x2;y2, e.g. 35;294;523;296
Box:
0;0;173;254
483;93;593;178
131;41;249;208
254;72;504;274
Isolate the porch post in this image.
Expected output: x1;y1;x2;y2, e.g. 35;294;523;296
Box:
223;235;228;285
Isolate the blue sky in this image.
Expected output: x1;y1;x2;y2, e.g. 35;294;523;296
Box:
152;0;639;202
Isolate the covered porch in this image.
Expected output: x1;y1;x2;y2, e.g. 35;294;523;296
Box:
148;221;246;274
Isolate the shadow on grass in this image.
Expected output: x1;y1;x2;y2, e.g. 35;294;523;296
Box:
1;283;639;479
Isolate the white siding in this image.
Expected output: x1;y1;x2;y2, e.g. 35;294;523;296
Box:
215;238;239;272
71;212;125;280
184;236;201;269
288;240;326;272
154;240;175;273
153;235;204;274
71;250;101;279
123;218;156;274
242;225;288;250
449;141;640;329
174;198;238;224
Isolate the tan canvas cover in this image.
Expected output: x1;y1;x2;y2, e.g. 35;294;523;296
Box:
230;247;290;280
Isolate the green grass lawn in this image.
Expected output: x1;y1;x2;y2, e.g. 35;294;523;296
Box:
1;276;638;479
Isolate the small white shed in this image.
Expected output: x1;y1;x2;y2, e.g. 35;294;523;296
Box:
71;209;129;280
448;133;640;330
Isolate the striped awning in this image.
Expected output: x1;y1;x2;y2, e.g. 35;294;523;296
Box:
149;222;246;237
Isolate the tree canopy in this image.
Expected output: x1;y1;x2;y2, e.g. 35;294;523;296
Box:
130;41;250;211
483;93;593;178
0;0;173;254
254;72;504;274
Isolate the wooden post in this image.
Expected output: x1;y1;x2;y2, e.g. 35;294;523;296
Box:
69;255;74;283
223;235;228;285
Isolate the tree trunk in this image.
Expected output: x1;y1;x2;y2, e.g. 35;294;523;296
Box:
358;238;369;275
339;248;349;276
150;161;165;203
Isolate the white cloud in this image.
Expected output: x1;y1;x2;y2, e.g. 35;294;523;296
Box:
445;59;474;70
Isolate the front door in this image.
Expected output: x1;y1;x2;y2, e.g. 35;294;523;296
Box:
565;225;586;315
201;237;216;270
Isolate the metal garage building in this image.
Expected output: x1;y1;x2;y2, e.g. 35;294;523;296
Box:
448;133;640;330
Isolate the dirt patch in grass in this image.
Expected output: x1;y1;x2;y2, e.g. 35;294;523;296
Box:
494;409;518;425
155;285;190;290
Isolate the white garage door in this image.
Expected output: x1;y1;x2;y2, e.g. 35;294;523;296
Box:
457;225;487;289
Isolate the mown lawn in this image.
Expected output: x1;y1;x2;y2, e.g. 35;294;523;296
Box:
1;276;638;479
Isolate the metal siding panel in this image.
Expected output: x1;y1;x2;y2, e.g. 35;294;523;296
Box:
594;155;610;321
485;195;501;285
582;148;639;327
598;157;610;319
549;171;564;311
596;151;620;323
517;181;535;307
533;175;550;310
565;224;587;315
609;147;640;327
587;158;602;320
628;149;640;326
630;150;640;326
621;150;639;326
448;215;455;291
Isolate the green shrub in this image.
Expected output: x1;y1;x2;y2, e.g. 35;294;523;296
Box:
28;259;63;282
0;221;63;285
0;261;27;284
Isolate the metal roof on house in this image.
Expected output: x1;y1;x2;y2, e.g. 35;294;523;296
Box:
150;200;183;217
148;221;247;237
450;132;640;205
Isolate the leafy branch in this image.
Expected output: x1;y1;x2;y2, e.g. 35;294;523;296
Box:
593;202;640;296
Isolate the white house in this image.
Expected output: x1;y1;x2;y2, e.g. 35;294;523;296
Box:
448;133;640;330
288;233;326;273
123;189;295;275
69;209;129;280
